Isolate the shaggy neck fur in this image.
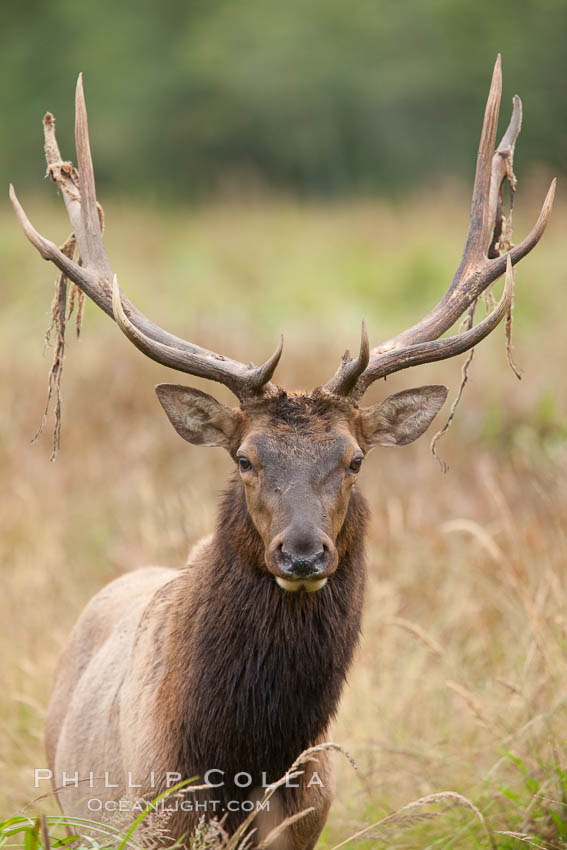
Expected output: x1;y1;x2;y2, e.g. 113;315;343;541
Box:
154;473;368;825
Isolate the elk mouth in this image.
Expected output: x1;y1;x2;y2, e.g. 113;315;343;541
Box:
275;576;328;592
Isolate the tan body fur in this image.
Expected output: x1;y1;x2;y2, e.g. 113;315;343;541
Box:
46;537;335;850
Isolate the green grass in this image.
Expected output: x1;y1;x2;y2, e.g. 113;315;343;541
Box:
1;188;566;848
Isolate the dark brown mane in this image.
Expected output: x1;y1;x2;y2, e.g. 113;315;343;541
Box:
154;475;368;832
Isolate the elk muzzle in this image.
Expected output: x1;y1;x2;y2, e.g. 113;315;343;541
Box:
267;525;338;592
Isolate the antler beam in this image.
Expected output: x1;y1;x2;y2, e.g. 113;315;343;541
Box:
325;55;555;401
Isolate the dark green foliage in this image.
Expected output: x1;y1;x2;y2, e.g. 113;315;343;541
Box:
3;3;566;186
3;0;565;197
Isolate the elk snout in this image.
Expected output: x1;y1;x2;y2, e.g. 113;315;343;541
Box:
267;526;338;592
279;545;327;577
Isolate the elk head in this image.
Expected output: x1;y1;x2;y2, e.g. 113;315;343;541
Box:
154;382;447;590
10;56;555;593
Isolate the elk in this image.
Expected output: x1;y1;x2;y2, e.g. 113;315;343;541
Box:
11;56;554;849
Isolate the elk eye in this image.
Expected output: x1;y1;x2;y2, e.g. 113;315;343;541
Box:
349;456;363;473
238;456;252;472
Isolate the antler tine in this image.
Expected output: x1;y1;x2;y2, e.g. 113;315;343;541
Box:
43;112;83;242
323;56;555;401
322;321;369;397
253;333;284;389
112;275;283;395
74;74;112;276
353;256;514;399
11;76;283;402
10;183;97;293
464;53;502;262
484;177;556;280
486;93;522;256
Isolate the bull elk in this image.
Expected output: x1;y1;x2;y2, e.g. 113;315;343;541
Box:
11;56;554;849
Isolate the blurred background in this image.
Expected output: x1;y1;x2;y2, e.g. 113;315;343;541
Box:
2;1;567;847
3;0;566;197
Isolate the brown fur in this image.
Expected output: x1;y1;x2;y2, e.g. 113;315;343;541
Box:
151;476;367;840
46;388;446;849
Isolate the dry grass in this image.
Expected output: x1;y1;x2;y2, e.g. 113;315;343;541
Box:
1;187;566;847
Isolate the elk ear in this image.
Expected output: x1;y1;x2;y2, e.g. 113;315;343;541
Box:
358;385;448;449
155;384;242;450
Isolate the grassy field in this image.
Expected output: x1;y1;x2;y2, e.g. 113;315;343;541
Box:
1;186;566;848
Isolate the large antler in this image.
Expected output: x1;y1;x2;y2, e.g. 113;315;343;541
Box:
10;75;282;402
324;55;555;401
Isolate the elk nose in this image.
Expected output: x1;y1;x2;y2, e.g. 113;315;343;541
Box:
279;545;327;578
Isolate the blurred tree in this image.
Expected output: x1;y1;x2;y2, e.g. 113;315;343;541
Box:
2;0;565;197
